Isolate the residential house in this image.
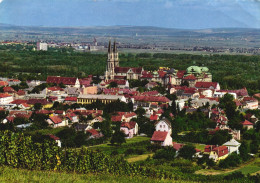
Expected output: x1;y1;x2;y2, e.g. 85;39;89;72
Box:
77;94;127;104
47;76;80;88
86;129;103;139
0;93;13;104
241;120;254;130
150;131;173;146
208;146;229;162
223;139;241;154
47;116;68;128
120;121;138;138
48;134;61;147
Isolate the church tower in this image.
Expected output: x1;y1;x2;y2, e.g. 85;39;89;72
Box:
113;41;119;67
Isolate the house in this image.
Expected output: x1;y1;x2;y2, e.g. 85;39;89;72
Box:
150;131;172;146
27;99;53;109
241;120;254;130
77;94;127;104
150;113;159;121
208;146;229;162
45;86;64;95
145;82;159;90
195;82;220;90
242;97;258;110
64;97;77;104
47;76;80;88
172;142;184;155
0;93;13;104
47;116;68;128
120;121;138;138
154;118;172;135
48;134;61;147
18;103;31;110
86;129;103;139
65;112;79;123
223;139;241;154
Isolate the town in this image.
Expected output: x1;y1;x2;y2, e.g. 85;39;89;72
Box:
0;40;259;181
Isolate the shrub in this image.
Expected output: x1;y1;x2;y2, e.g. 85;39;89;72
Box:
153;147;176;160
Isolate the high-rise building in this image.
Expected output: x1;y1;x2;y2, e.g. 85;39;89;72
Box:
37;42;48;51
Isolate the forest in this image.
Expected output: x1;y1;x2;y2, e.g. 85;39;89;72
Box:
1;45;260;94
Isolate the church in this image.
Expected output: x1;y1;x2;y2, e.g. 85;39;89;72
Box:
105;41;143;80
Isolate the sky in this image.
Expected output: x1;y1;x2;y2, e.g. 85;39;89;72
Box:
0;0;260;29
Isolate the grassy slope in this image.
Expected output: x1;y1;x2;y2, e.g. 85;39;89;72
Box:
0;166;192;183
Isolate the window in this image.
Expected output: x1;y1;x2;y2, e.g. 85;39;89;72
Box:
160;125;162;128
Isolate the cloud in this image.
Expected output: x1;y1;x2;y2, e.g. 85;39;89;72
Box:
0;0;3;3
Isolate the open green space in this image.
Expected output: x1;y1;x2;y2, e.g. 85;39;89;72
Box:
87;136;150;155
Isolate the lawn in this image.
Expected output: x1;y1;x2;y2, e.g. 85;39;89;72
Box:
87;136;150;155
0;166;192;183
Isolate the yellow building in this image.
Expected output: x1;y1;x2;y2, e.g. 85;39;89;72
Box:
77;94;127;105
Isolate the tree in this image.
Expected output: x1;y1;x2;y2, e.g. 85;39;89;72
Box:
178;144;196;160
108;81;118;88
110;130;126;146
135;107;145;117
153;147;176;160
209;130;232;145
101;120;112;138
239;141;250;161
33;103;42;110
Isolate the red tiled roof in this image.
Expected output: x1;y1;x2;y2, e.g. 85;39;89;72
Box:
114;67;142;74
3;86;16;93
133;96;170;103
27;99;49;105
11;99;27;104
48;134;60;140
0;81;8;86
36;110;53;114
47;86;64;91
177;70;186;79
241;120;253;126
47;76;77;85
204;145;216;153
0;93;12;98
151;131;168;142
86;129;99;136
17;90;26;95
183;74;196;80
124;112;137;118
150;114;158;121
172;142;184;151
49;116;63;124
111;115;122;122
195;82;218;89
212;146;228;157
64;97;77;101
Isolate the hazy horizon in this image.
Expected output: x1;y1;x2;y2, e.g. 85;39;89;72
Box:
0;0;260;29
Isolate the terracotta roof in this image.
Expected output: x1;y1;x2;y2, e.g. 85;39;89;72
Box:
11;99;27;104
124;112;137;118
47;86;64;91
177;70;186;79
48;134;60;140
86;129;99;136
64;97;77;101
120;121;136;129
133;96;170;103
49;116;63;124
183;74;196;80
27;99;49;105
47;76;77;85
17;90;26;96
35;110;53;114
212;146;228;157
195;82;218;89
172;142;184;151
3;86;16;93
241;120;253;126
151;131;168;142
0;81;8;86
0;93;12;98
204;145;216;153
114;67;142;74
150;114;158;121
111;115;122;122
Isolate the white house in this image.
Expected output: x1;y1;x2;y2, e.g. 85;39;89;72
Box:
0;93;13;104
151;131;172;146
154;118;172;135
120;122;138;138
223;139;241;154
47;116;68;128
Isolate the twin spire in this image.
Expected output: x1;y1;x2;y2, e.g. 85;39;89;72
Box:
108;40;117;53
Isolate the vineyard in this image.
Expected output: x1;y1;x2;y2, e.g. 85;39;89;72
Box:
0;130;259;182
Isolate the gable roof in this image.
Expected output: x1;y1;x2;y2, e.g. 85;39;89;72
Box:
47;76;77;85
49;116;63;124
183;74;196;80
241;120;253;126
151;131;168;142
195;82;219;89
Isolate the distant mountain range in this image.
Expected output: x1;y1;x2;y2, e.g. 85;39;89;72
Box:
1;23;260;37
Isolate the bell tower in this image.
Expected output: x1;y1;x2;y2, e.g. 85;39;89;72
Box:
113;41;119;67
